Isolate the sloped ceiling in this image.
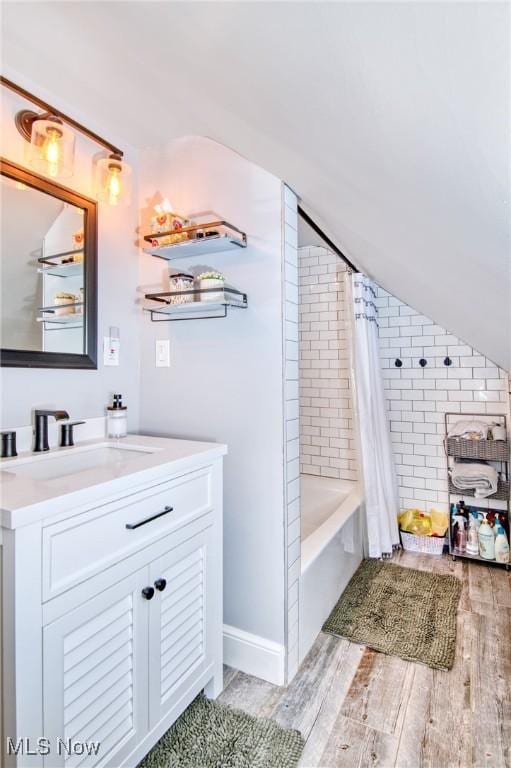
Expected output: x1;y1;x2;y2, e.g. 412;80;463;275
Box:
2;2;509;369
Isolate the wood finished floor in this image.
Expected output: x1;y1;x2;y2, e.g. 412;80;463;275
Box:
218;551;511;768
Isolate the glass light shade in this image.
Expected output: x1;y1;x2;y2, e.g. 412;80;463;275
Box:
29;117;75;178
95;155;132;206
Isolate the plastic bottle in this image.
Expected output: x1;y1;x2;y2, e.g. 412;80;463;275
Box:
453;516;467;554
478;513;495;560
495;524;510;564
466;511;480;556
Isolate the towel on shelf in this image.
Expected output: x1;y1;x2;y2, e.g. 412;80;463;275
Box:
450;462;498;498
448;420;489;440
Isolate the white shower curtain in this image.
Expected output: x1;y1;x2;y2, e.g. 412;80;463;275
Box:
347;273;400;558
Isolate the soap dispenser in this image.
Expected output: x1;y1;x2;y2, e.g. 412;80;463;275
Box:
453;516;467;554
107;393;128;438
495;524;510;564
478;513;495;560
466;511;480;556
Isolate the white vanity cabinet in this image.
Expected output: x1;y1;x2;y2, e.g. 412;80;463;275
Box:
1;443;224;768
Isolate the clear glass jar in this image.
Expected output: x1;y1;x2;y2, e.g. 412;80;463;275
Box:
169;272;195;304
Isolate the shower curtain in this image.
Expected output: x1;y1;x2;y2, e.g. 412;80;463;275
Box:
347;273;400;558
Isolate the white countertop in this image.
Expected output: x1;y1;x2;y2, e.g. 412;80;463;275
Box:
0;434;227;530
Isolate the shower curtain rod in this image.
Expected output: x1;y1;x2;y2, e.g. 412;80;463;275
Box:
298;206;359;273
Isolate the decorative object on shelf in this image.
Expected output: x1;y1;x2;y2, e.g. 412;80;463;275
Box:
394;358;403;367
72;229;84;250
168;273;195;304
444;356;452;366
54;292;78;316
446;412;510;569
3;76;131;204
419;358;427;367
144;219;247;260
151;199;188;234
76;288;84;315
197;271;226;302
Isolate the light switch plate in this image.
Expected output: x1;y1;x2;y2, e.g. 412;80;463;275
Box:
103;336;120;366
155;339;170;367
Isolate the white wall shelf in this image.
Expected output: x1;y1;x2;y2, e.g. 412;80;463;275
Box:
37;303;84;328
143;220;247;261
37;261;83;278
144;287;248;322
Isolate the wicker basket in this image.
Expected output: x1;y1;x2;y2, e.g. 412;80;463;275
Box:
400;531;447;555
446;437;509;461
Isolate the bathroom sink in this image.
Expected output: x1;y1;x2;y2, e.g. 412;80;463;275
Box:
1;443;155;482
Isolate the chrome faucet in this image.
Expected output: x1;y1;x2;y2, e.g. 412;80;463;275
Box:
34;409;69;452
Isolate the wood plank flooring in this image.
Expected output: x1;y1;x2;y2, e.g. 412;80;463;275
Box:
218;551;511;768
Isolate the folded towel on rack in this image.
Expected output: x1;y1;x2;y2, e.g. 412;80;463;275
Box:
448;420;489;440
450;462;498;498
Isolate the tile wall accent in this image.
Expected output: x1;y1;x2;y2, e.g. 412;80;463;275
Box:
298;246;358;481
282;186;300;682
376;285;510;513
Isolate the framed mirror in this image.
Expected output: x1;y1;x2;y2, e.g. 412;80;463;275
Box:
0;158;97;368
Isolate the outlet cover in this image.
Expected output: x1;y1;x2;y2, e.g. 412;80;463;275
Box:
155;339;170;367
103;336;120;366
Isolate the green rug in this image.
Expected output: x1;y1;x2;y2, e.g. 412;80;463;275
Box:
139;695;304;768
323;559;462;670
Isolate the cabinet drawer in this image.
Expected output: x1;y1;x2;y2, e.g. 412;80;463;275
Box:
43;467;212;601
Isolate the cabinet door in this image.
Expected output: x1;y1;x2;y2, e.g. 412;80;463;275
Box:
43;568;149;768
148;522;215;728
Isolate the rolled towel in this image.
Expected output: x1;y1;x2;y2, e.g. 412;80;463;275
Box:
450;462;498;498
448;420;489;440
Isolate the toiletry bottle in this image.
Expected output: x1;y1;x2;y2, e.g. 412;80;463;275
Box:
453;516;467;554
495;524;510;564
107;394;128;438
450;503;458;548
478;513;495;560
466;511;480;556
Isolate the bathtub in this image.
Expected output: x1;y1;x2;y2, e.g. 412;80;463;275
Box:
299;474;363;663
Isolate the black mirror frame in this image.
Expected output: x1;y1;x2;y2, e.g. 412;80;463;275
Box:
0;158;97;369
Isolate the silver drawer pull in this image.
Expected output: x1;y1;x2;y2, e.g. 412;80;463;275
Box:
126;505;173;530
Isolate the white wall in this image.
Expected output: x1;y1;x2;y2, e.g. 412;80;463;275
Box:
138;137;287;647
377;285;510;513
0;78;141;430
299;246;358;481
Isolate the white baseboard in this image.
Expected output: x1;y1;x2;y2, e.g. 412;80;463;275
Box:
223;624;285;686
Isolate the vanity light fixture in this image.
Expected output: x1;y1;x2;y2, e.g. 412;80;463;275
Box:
3;76;131;204
16;111;75;178
94;153;132;206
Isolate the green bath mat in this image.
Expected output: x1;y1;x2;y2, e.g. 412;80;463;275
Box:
139;694;304;768
323;559;462;670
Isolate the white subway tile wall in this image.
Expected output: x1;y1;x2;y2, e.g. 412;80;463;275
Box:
283;186;300;682
298;246;358;481
376;285;511;513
